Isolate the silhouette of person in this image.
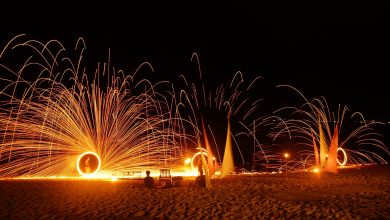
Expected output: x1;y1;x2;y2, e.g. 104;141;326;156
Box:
144;170;154;188
197;157;203;176
195;168;206;188
85;156;91;174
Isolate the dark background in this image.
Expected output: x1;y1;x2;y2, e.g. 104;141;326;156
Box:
1;3;389;159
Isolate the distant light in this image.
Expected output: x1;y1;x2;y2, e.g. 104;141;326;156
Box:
184;158;191;165
325;154;328;158
212;157;216;161
284;153;289;159
313;168;320;173
111;176;118;181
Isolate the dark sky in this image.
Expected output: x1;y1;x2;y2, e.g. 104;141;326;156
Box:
1;3;389;120
1;3;389;163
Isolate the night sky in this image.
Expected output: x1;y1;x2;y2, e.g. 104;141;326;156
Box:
1;3;389;144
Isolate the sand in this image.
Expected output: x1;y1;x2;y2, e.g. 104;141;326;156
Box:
1;165;389;219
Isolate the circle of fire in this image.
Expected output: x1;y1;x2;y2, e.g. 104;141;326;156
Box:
77;152;101;177
337;147;347;166
191;148;208;171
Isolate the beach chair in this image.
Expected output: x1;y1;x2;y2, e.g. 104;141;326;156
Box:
159;169;172;187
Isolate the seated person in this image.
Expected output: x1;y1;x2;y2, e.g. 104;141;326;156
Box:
144;170;154;188
195;169;206;188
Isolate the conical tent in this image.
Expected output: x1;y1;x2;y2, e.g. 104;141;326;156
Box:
326;124;339;173
201;152;211;188
311;130;320;167
220;118;234;178
319;121;328;169
202;118;215;177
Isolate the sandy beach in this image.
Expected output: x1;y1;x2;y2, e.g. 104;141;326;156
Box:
1;165;389;219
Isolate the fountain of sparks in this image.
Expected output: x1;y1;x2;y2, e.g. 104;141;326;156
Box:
271;85;389;172
176;53;283;177
0;35;186;178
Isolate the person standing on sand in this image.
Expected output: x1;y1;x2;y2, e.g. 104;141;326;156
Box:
197;157;203;176
195;168;206;188
85;156;91;174
144;170;154;188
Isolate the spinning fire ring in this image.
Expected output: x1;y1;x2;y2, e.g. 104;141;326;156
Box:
337;147;347;166
76;152;101;177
